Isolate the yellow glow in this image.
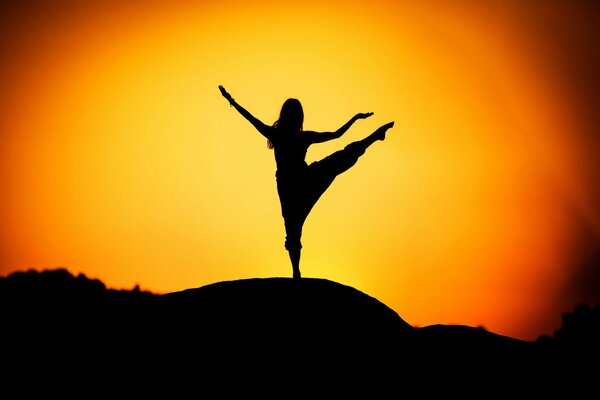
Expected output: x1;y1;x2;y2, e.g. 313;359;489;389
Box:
1;0;595;341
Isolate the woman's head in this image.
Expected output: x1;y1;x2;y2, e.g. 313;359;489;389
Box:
268;98;303;149
276;98;304;131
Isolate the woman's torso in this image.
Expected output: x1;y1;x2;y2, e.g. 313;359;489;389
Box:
272;128;311;174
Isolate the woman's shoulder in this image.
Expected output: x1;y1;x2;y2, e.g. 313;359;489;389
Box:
301;130;320;138
301;130;322;143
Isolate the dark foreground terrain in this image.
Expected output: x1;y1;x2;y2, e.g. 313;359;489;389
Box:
1;268;598;393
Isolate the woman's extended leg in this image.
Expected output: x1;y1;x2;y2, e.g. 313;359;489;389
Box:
306;121;394;208
349;120;394;153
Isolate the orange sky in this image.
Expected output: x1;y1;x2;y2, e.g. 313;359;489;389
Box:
1;0;599;341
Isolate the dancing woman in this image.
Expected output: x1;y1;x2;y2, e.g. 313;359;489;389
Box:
219;85;394;279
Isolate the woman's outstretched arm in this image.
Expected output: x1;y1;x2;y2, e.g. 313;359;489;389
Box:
309;112;374;144
218;85;271;138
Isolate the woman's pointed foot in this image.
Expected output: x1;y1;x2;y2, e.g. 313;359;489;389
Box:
373;121;394;141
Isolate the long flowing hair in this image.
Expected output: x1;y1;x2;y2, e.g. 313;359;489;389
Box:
267;98;304;149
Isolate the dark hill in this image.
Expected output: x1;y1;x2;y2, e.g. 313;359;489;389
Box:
1;268;597;392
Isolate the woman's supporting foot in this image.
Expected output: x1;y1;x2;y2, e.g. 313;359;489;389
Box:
373;121;394;141
289;248;301;279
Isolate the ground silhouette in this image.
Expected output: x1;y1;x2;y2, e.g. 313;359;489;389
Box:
1;268;597;393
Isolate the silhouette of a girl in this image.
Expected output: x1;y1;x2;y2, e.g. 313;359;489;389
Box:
219;85;394;279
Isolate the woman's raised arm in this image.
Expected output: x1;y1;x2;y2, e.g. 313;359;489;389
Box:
308;112;374;144
218;85;271;139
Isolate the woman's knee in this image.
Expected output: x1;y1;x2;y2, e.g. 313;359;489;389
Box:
345;142;366;157
285;237;302;251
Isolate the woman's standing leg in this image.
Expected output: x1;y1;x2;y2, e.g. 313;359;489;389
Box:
287;240;302;279
277;172;309;279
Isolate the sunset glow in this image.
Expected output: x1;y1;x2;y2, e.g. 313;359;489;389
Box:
2;0;598;341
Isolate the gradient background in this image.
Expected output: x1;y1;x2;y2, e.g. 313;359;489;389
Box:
1;0;599;341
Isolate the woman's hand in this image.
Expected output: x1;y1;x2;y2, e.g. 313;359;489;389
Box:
354;112;374;120
218;85;234;104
